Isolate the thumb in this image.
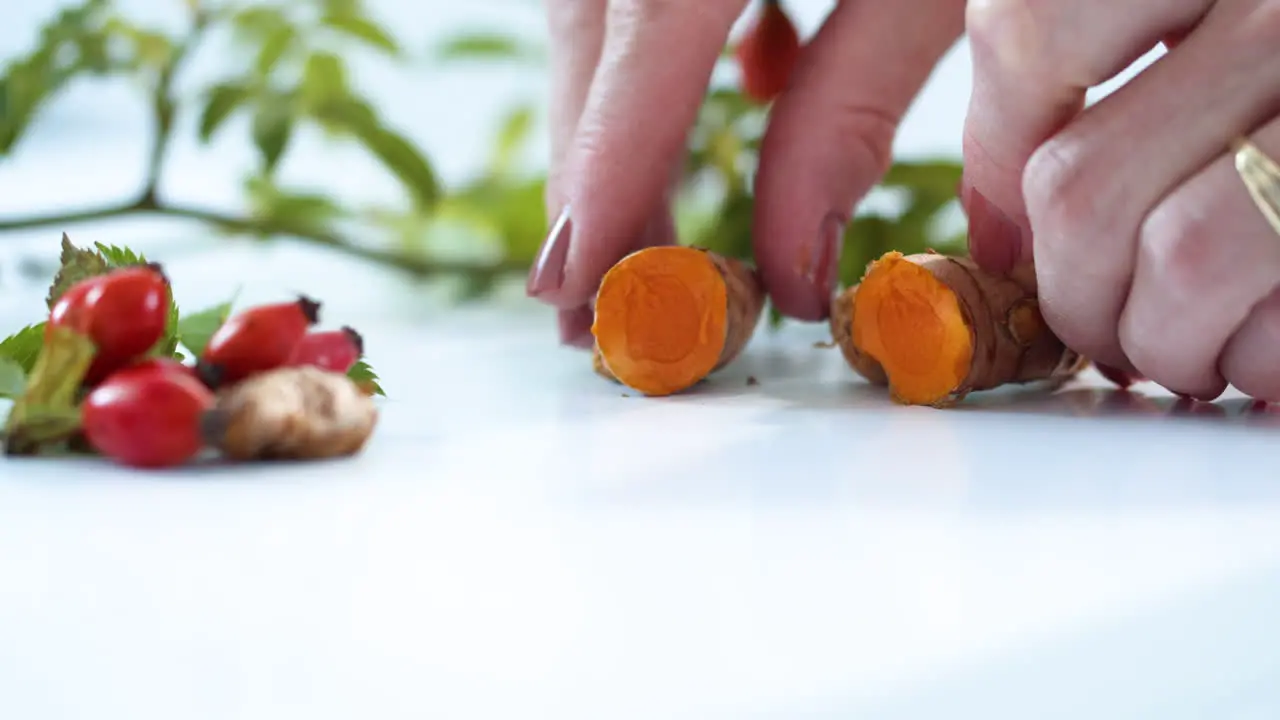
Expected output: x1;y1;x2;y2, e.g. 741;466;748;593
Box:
526;0;748;310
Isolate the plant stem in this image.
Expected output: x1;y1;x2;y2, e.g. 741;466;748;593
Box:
0;199;529;280
0;8;528;284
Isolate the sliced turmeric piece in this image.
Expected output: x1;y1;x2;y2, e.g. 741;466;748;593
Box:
591;246;765;396
831;251;1087;407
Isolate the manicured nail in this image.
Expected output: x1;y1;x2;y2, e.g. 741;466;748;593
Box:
803;212;846;313
961;182;1024;275
1095;363;1140;390
527;206;572;298
557;304;595;349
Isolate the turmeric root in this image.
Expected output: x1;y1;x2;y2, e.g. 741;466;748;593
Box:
831;251;1086;407
201;366;378;461
591;246;765;396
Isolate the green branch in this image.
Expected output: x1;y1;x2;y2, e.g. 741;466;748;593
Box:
0;199;528;280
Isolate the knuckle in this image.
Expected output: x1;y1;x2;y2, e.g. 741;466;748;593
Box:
1136;198;1215;296
965;0;1041;69
825;101;899;180
1022;136;1099;255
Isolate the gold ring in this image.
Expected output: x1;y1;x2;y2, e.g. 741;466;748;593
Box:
1232;136;1280;235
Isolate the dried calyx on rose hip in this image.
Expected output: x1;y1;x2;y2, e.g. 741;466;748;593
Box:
201;366;378;461
196;295;321;388
288;326;364;373
48;262;171;386
81;362;214;469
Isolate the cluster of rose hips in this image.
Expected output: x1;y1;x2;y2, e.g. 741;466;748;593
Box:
48;263;365;469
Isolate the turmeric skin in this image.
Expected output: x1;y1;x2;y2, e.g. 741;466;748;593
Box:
831;251;1087;407
202;366;378;460
591;246;765;396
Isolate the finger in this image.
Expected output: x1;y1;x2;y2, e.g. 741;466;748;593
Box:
1222;288;1280;401
1118;117;1280;399
526;0;749;310
544;0;608;201
752;0;963;321
554;209;678;348
1021;0;1280;369
1217;122;1280;400
962;0;1214;274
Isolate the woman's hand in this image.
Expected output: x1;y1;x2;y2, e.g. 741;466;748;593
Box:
962;0;1280;400
528;0;964;347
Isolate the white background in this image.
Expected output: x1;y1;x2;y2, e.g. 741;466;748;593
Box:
3;2;1278;719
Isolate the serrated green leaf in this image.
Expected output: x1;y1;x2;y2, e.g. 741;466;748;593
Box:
0;324;45;375
322;14;399;56
251;97;294;174
198;82;252;142
0;358;25;399
46;233;108;309
94;241;146;267
347;359;384;397
177;301;234;358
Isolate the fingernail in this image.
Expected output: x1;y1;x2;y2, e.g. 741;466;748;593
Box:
527;206;572;298
1095;363;1140;390
803;213;846;313
962;181;1024;275
557;304;595;349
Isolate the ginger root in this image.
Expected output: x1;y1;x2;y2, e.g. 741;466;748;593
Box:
831;251;1086;407
201;366;378;461
591;246;765;396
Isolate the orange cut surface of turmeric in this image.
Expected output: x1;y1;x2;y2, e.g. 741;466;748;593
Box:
831;251;1086;407
592;246;730;396
850;254;974;405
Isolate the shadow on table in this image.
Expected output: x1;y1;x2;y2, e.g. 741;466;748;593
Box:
713;343;1277;431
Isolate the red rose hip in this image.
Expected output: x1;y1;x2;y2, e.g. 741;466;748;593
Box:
288;326;363;373
82;367;215;469
197;296;320;386
48;264;171;384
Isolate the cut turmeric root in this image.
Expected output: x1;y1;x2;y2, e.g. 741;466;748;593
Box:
830;251;1087;407
591;246;765;396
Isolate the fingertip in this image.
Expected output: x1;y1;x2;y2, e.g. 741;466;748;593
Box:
960;175;1030;274
754;211;845;322
558;304;596;349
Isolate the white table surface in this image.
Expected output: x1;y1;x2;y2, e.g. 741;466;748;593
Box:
4;3;1279;716
3;243;1280;720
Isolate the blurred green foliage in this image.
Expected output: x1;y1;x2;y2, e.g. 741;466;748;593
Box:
0;0;966;326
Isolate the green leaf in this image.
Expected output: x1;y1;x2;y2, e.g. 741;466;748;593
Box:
94;241;147;267
300;52;349;110
0;358;25;399
176;301;234;358
0;324;45;375
3;324;95;456
255;22;295;76
347;359;384;397
346;118;439;210
251;97;294;174
46;233;108;309
321;14;399;56
488;105;534;177
433;32;543;63
198;82;252;142
880;159;964;200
